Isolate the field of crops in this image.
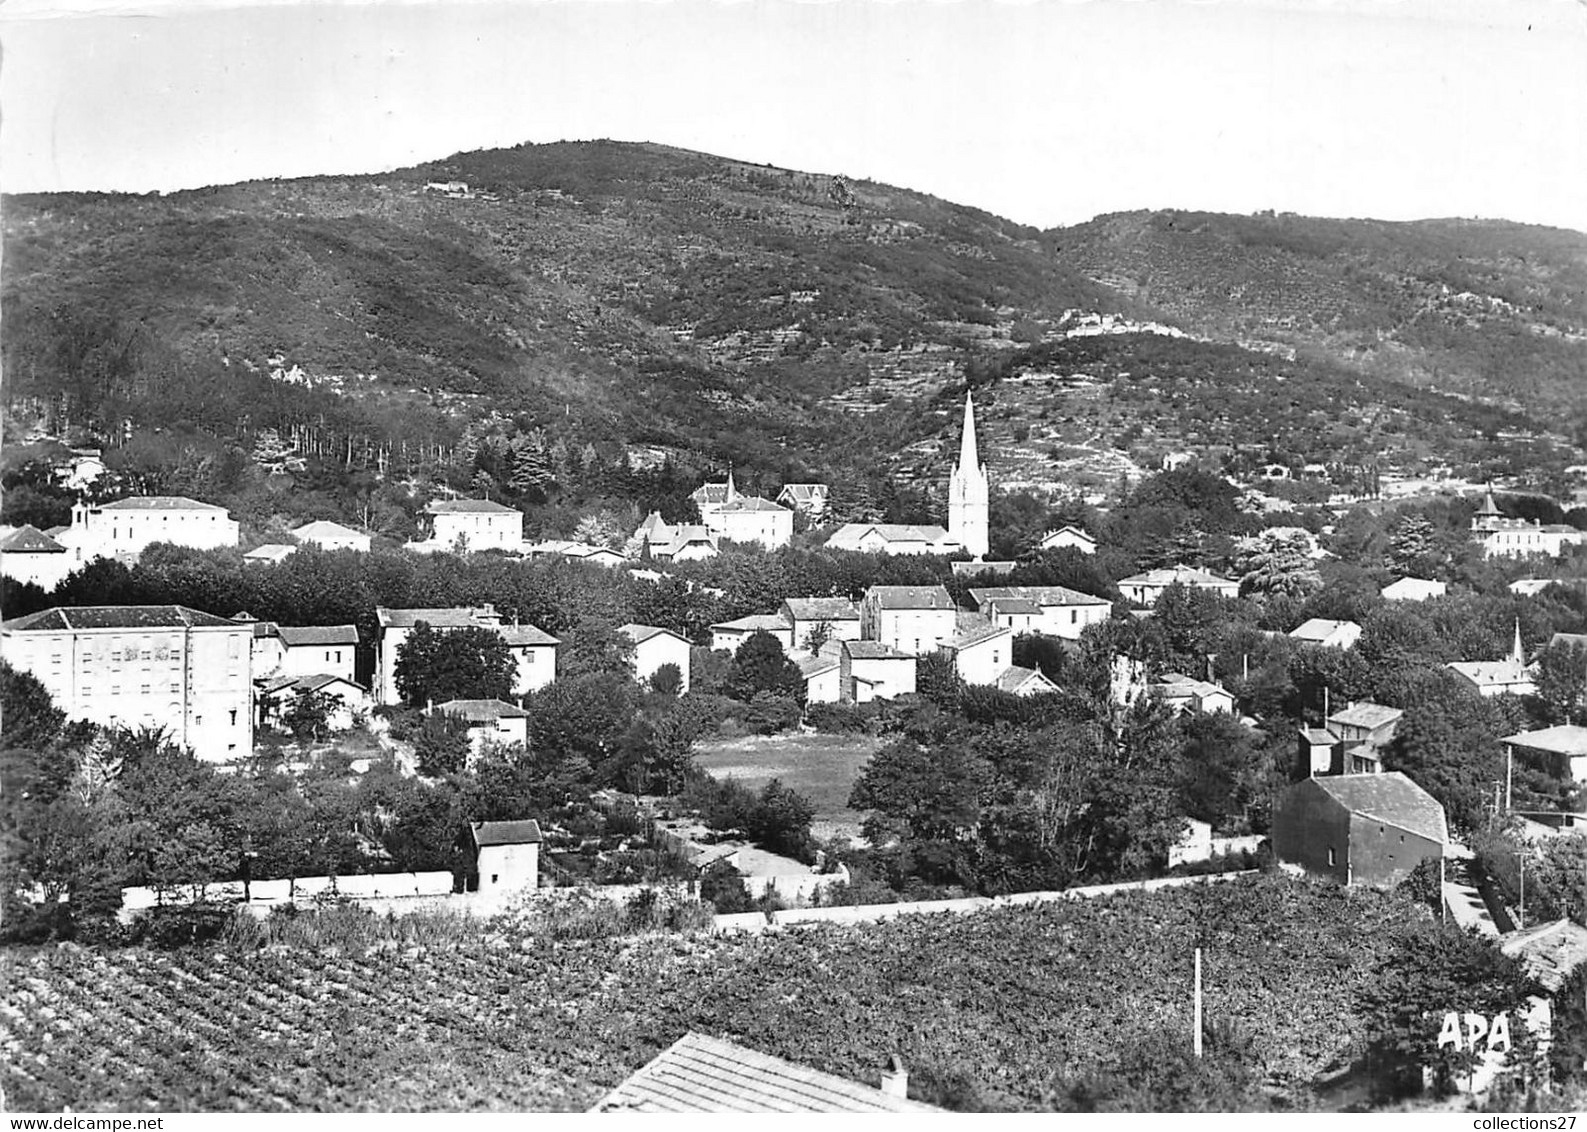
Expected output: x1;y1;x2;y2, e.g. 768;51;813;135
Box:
0;874;1428;1112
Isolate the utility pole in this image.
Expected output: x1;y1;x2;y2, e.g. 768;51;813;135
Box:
1193;947;1203;1059
1519;854;1526;930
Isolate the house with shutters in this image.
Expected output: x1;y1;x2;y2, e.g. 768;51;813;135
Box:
275;625;360;684
291;520;371;553
1118;565;1240;605
374;604;557;704
0;525;78;591
1272;772;1448;888
860;585;958;656
56;496;239;561
780;597;861;652
621;623;692;692
0;605;253;761
411;499;524;554
967;585;1112;639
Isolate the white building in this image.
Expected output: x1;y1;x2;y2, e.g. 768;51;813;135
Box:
469;819;542;894
695;473;794;550
948;392;990;560
780;597;862;652
416;499;524;553
1152;673;1236;715
634;513;718;562
292;520;371;553
243;544;296;565
1118;565;1240;605
58;496;239;560
939;622;1014;686
710;615;793;654
0;525;79;591
1288;618;1362;650
1381;576;1447;602
1471;492;1587;559
273;624;359;683
259;673;369;733
620;623;692;692
374;604;557;705
523;540;628;568
795;652;842;704
823;523;961;556
859;585;958;656
1038;525;1096;555
838;640;917;702
0;605;253;761
775;483;830;520
436;699;530;756
967;585;1113;640
996;665;1059;697
1448;622;1536;698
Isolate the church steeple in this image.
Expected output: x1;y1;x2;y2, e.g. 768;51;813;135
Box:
1512;618;1525;666
725;466;738;503
948;391;990;559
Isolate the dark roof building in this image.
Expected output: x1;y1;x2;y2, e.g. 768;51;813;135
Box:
3;605;239;632
276;624;360;648
469;819;543;847
436;699;530;723
0;525;67;554
1273;771;1447;888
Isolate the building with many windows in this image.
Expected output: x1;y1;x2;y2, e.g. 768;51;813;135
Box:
0;605;254;761
56;496;239;561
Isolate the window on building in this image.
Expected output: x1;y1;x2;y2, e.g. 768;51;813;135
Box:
1327;847;1337;867
195;715;203;726
111;685;121;696
227;636;240;659
171;683;180;694
229;710;237;726
139;684;150;696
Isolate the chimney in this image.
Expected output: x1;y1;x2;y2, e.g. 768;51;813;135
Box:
879;1055;908;1099
426;698;434;715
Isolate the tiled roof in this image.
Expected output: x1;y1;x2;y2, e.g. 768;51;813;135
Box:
1312;772;1448;843
426;498;520;514
1118;565;1236;587
292;520;366;539
438;699;530;722
499;624;560;647
262;673;367;696
943;622;1011;651
98;496;226;512
1299;726;1337;745
796;653;840;678
1500;919;1587;993
592;1032;936;1113
1327;702;1403;730
621;623;687;646
1289;618;1360;641
986;596;1041;615
1550;632;1587;650
865;585;955;610
969;585;1110;609
845;641;913;660
470;819;542;846
1502;725;1587;758
712;615;791;634
3;605;242;632
0;525;66;553
377;606;490;629
244;544;297;561
783;598;860;621
718;496;789;514
1448;659;1529;686
276;624;359;647
996;665;1055;694
827;523;952;548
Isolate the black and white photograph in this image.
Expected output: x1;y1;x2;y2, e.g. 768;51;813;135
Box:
2;0;1587;1115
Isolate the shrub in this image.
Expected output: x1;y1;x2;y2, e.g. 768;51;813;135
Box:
805;702;877;734
699;859;755;913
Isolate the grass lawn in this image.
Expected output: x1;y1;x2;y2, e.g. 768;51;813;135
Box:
693;731;879;841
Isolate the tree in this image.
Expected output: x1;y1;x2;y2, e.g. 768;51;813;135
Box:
849;736;989;886
393;622;516;706
726;631;804;703
1383;680;1508;832
282;688;337;742
560;616;637;680
1532;641;1587;725
1;662;66;752
748;779;817;863
915;651;963;710
1386;515;1439;577
1234;531;1321;599
1176;713;1259;831
650;662;683;697
412;711;473;777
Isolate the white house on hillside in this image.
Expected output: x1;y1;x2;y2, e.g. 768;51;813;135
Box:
374;604;557;705
1381;576;1446;602
710;615;793;654
693;472;793;550
413;499;524;553
1288;618;1362;650
824;523;961;556
1118;565;1239;605
1038;526;1096;555
1470;492;1587;559
780;597;862;652
436;699;530;756
292;520;371;553
967;585;1112;639
57;496;239;561
938;622;1013;686
0;525;79;591
621;623;692;692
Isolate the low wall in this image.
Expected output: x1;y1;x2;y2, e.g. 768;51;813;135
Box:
717;869;1262;933
120;871;456;920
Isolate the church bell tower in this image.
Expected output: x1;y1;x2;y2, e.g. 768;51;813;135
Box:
948;392;990;559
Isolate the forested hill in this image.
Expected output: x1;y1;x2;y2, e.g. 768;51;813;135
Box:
1046;210;1587;430
3;141;1584;538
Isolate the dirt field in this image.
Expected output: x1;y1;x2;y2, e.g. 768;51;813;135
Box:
693;731;880;841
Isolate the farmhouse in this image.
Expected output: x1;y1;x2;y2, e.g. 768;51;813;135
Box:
259;673;369;733
823;523;960;556
468;819;541;894
1272;772;1448;888
621;623;692;692
794;652;842;704
938;622;1013;686
291;520;371;553
860;585;958;656
0;605;253;761
592;1032;937;1113
1117;565;1239;605
838;640;917;702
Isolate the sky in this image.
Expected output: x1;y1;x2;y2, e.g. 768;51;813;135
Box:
2;0;1585;232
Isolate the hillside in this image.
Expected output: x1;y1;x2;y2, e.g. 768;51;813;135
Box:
4;142;1584;528
1046;210;1587;436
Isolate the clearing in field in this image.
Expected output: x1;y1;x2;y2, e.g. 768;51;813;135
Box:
693;732;879;840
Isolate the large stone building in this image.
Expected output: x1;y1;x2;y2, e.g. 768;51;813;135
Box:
56;496;239;561
948;392;990;560
413;499;524;554
1;605;254;761
1471;491;1586;559
859;585;958;656
693;473;793;550
1272;772;1447;888
0;525;79;591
